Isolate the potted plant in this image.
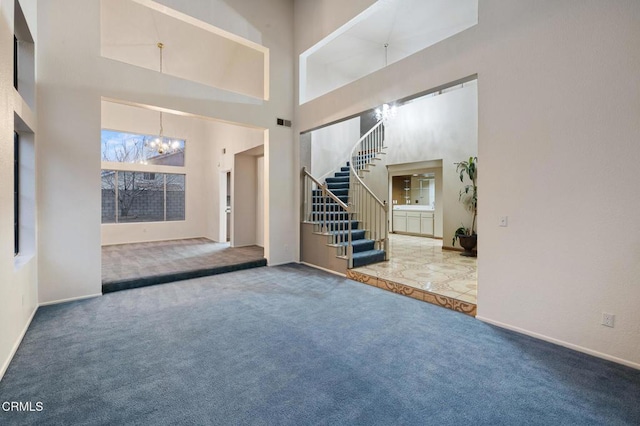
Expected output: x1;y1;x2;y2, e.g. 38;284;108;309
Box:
452;156;477;257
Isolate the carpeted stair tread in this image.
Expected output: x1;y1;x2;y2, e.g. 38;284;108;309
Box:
329;188;349;197
325;176;350;183
338;239;375;253
330;229;366;242
352;249;386;268
327;182;349;190
309;162;386;268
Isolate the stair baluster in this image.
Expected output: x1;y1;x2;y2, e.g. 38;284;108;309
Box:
301;120;388;270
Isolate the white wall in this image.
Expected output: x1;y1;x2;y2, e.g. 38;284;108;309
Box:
233;154;257;247
310;116;360;179
295;0;640;367
100;101;210;245
203;120;265;243
36;0;294;305
365;84;478;247
101;101;266;247
0;0;39;381
256;155;264;247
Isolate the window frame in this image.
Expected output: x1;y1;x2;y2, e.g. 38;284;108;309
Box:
13;35;18;90
14;131;20;256
101;128;186;167
101;170;186;224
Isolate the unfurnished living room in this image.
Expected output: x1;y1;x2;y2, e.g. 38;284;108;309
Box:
1;0;640;425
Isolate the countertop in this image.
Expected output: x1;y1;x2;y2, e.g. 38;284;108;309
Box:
393;205;434;212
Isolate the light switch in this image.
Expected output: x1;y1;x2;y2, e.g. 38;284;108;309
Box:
499;216;508;227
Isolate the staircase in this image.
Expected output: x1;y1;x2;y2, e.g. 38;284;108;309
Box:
313;164;385;268
302;121;389;270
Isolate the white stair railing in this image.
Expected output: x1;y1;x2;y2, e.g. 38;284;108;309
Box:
349;121;389;267
301;121;388;269
302;167;354;259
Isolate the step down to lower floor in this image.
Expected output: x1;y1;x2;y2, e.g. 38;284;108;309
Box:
102;259;267;294
351;249;386;268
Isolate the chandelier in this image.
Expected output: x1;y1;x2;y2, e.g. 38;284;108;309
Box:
146;42;180;156
375;103;397;122
375;43;398;122
147;110;181;155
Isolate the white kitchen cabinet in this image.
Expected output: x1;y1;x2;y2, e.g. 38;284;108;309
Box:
407;212;421;233
393;209;434;236
393;211;407;232
420;212;434;235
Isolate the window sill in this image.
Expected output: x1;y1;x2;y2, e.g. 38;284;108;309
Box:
14;252;35;272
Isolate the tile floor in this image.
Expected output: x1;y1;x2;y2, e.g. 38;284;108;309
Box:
102;238;264;283
352;233;477;304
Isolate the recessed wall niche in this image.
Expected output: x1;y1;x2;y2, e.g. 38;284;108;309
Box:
100;0;269;99
14;0;35;109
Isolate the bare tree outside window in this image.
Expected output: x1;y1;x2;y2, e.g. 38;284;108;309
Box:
166;174;185;221
101;171;185;223
101;130;185;166
101;170;116;223
100;129;186;223
117;171;164;221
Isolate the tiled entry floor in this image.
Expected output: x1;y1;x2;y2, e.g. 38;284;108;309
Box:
348;234;477;316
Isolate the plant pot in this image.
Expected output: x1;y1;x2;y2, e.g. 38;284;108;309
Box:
457;234;477;257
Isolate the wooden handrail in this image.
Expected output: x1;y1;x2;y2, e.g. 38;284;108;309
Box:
302;167;349;211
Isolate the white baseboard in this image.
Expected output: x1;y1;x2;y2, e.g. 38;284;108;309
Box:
0;306;38;382
300;262;346;277
39;293;102;307
476;315;640;371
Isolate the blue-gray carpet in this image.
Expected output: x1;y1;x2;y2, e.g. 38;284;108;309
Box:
1;264;639;425
101;239;266;293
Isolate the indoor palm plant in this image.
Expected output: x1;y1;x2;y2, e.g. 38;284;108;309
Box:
452;156;477;256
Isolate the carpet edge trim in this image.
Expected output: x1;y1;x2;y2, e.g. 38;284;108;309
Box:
102;259;267;293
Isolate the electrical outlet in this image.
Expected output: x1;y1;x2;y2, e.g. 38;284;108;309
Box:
499;216;508;227
601;313;615;328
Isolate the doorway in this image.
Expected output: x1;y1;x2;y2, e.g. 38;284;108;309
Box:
220;170;231;243
225;171;231;242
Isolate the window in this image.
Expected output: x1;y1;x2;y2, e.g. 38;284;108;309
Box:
101;129;186;224
14;0;35;108
14;132;19;255
101;171;185;223
101;130;185;167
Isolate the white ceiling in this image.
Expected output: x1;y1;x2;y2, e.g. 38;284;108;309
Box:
101;0;268;100
301;0;478;103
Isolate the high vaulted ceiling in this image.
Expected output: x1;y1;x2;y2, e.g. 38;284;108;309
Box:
101;0;268;100
300;0;478;103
